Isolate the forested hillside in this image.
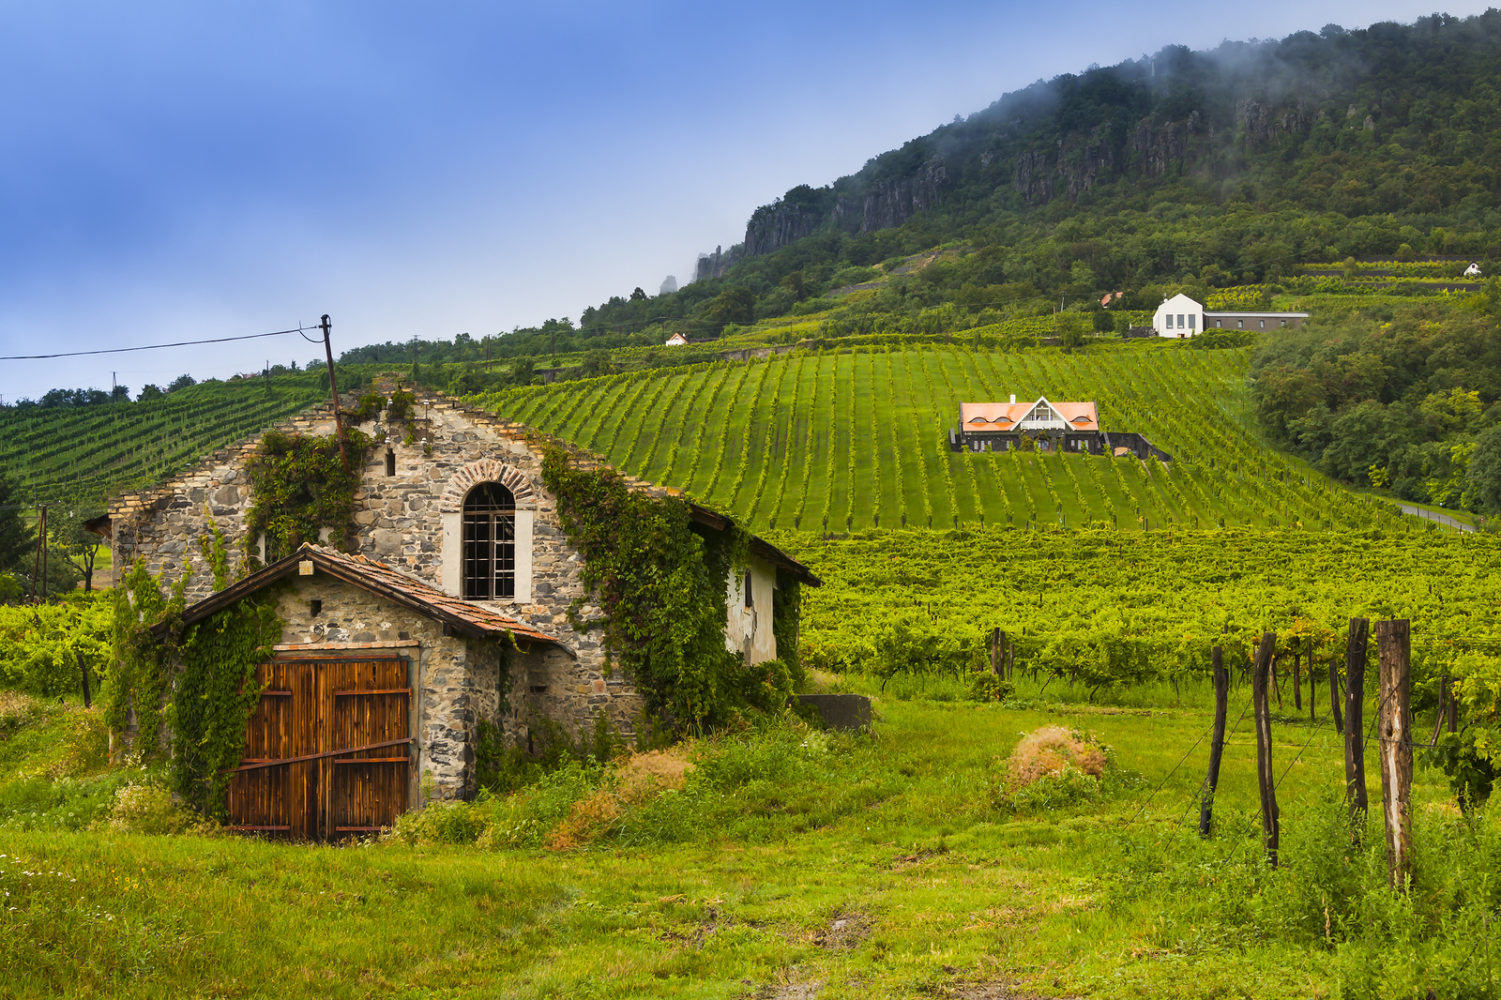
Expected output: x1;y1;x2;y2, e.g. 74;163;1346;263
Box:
317;13;1501;360
1250;293;1501;512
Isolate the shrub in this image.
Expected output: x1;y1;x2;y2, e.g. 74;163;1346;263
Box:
104;783;214;836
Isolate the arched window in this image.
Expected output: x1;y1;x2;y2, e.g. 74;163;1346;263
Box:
462;482;515;600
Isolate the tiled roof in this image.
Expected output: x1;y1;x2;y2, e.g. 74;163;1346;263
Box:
959;399;1098;433
165;543;560;645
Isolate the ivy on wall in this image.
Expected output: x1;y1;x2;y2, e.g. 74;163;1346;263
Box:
107;524;282;818
244;427;370;561
542;447;785;734
772;568;804;682
106;558;185;761
168;523;280;816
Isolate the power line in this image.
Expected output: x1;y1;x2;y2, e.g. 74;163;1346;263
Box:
0;326;311;361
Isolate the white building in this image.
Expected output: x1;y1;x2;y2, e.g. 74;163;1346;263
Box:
1152;294;1310;338
1465;262;1483;278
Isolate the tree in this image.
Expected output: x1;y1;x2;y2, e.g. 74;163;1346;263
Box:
0;474;34;576
698;287;755;334
1466;423;1501;513
168;374;197;392
138;384;165;401
49;509;104;592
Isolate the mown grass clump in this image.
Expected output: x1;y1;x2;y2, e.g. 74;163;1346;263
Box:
392;718;882;851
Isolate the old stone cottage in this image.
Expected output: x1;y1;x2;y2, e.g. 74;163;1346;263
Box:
93;389;819;837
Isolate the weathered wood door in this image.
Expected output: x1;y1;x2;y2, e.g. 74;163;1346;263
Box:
227;658;411;840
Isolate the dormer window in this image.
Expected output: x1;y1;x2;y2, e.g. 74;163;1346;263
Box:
462;482;515;600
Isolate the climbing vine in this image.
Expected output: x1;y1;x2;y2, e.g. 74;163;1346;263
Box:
771;568;804;683
244;427;370;561
105;557;185;761
107;524;282;818
542;447;772;734
169;597;279;818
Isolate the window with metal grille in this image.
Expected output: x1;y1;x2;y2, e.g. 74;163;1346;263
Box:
462;482;516;600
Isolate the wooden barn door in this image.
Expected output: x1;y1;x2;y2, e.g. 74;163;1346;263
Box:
227;658;411;840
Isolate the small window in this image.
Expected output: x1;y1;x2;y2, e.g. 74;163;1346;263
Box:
1188;314;1195;330
385;449;396;476
743;570;754;608
310;600;322;617
1259;320;1265;329
1178;314;1185;328
1237;319;1244;329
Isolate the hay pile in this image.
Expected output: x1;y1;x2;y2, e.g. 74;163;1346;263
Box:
1002;726;1108;794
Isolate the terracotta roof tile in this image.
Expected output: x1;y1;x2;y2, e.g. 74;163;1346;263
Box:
168;543;560;646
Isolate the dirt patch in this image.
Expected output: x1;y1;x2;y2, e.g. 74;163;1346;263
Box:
810;909;870;950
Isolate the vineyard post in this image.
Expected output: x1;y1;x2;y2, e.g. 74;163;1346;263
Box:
1198;645;1228;837
77;651;91;709
1446;675;1457;733
1429;674;1450;748
1327;645;1343;734
1270;651;1283;708
1252;631;1279;867
1308;636;1316;723
1375;618;1413;891
1293;649;1302;712
1345;618;1369;831
989;628;1002;680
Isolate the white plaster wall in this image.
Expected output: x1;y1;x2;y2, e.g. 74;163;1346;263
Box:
724;556;778;664
1153;294;1204;337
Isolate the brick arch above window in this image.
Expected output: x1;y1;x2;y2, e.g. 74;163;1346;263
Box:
438;460;536;514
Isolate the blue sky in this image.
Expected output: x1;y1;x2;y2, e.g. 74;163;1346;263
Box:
0;0;1491;401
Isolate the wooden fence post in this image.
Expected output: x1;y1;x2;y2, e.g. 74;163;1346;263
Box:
1327;646;1343;734
1345;618;1369;831
1199;646;1229;837
1376;618;1413;891
1252;631;1279;867
989;628;1002;679
1293;649;1302;711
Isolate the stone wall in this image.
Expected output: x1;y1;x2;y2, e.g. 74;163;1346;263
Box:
109;392;656;742
270;572;542;801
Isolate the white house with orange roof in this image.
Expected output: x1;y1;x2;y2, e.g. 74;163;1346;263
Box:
950;394;1171;461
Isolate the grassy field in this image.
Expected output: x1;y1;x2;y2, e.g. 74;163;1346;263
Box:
476;342;1405;534
0;679;1490;999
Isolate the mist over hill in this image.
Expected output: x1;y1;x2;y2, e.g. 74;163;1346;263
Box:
696;12;1501;279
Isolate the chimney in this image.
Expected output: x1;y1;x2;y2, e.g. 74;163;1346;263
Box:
1009;393;1016;405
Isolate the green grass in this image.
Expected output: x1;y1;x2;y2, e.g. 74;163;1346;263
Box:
0;683;1490;999
476;341;1405;534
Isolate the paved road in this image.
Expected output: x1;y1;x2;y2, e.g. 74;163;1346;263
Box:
1396;503;1475;532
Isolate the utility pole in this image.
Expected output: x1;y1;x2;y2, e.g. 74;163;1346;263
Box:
321;315;350;472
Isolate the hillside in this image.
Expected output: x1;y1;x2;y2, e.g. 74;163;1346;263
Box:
0;375;333;515
473;338;1404;534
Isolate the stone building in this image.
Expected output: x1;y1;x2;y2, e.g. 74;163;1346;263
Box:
91;390;818;833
